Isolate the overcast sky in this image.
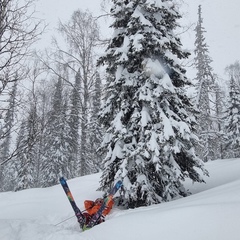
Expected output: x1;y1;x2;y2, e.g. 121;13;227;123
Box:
181;0;240;81
35;0;240;81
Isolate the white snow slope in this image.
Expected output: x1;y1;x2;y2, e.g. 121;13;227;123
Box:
1;158;240;240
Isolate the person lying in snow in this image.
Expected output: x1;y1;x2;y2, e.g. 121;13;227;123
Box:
83;197;114;224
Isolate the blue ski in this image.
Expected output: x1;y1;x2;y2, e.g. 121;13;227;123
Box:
59;177;86;228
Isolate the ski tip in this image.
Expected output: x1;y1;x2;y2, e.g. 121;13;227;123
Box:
59;177;66;183
116;180;123;188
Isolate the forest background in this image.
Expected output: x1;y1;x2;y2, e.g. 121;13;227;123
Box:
0;0;240;193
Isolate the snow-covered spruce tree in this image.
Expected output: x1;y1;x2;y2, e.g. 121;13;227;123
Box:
87;71;103;172
98;0;207;208
0;81;18;160
213;81;225;159
67;69;81;177
225;61;240;89
15;105;38;191
0;80;18;191
12;120;28;191
41;77;70;187
194;5;219;161
224;77;240;157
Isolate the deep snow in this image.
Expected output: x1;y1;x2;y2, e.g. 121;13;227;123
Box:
1;158;240;240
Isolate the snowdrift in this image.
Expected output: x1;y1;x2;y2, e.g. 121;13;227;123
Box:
1;158;240;240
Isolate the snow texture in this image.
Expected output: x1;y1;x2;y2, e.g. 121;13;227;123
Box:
1;158;240;240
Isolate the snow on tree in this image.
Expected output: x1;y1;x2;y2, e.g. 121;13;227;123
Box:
87;71;103;172
55;9;100;176
213;81;226;159
98;0;207;208
194;5;219;161
225;61;240;89
41;76;70;187
14;101;39;191
0;80;18;190
224;76;240;157
67;69;81;177
0;81;18;160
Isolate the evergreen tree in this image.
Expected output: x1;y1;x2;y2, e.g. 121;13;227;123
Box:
225;61;240;88
41;77;70;187
11;121;28;191
87;71;103;172
194;5;218;161
0;81;18;160
33;81;53;187
0;80;18;190
98;0;207;208
68;69;81;177
213;81;225;159
14;104;38;191
224;77;240;157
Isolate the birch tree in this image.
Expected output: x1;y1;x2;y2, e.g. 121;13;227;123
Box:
55;10;100;176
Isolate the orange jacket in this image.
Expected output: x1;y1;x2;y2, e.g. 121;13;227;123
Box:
84;198;114;216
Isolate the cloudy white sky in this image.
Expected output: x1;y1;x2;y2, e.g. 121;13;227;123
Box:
181;0;240;80
35;0;240;81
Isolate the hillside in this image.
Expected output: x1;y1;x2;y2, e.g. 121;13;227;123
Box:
1;158;240;240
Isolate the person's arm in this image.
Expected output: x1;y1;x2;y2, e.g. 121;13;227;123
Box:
84;200;102;215
102;198;114;216
84;200;94;213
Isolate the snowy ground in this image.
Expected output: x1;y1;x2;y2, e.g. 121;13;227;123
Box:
1;158;240;240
